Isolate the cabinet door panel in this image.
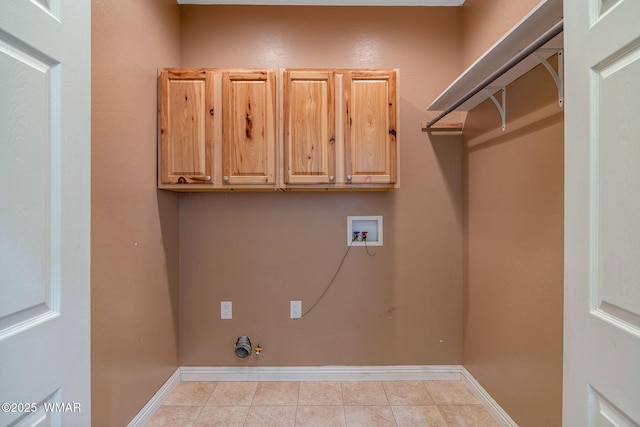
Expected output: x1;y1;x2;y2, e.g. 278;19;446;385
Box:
345;70;397;185
284;70;335;184
159;69;214;184
222;70;276;185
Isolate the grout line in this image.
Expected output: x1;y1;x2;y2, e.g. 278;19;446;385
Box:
340;381;348;426
192;405;204;427
248;382;257;407
294;381;301;426
381;380;399;426
241;401;250;427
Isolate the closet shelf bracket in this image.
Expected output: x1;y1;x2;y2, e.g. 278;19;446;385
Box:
483;86;507;131
424;18;564;130
532;48;564;107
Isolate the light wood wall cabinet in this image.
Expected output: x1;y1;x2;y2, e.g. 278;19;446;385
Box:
344;70;397;185
158;68;398;191
158;68;277;191
283;70;336;185
159;69;214;185
222;70;276;186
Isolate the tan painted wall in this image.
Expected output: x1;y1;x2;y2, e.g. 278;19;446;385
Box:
460;3;564;424
461;58;564;426
178;6;464;366
91;0;181;425
460;0;542;69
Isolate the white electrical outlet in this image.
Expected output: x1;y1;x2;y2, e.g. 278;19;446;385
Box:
221;301;232;319
290;301;302;319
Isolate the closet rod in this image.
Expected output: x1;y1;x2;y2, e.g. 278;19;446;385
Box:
426;19;564;129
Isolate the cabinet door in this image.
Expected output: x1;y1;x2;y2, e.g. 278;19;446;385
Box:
222;70;276;185
159;69;214;185
344;70;397;185
284;70;336;184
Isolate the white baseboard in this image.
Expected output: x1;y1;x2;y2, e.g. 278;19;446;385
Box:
129;365;517;427
127;368;181;427
180;365;462;382
460;366;518;427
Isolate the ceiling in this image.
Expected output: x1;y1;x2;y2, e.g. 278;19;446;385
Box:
177;0;465;5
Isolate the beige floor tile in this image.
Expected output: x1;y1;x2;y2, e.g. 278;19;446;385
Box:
252;381;300;406
298;381;343;406
146;405;201;427
341;381;389;406
296;405;346;427
205;381;257;406
244;405;296;427
391;406;448;427
164;382;217;406
344;405;397;427
383;381;435;406
423;381;478;405
148;380;503;427
193;406;249;427
438;404;499;427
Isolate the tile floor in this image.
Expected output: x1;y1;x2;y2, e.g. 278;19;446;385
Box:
146;380;499;426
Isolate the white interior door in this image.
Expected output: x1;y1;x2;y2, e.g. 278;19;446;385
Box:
0;1;91;425
564;0;640;425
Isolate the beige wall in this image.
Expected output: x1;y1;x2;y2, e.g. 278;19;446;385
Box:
178;6;464;366
459;2;564;424
460;0;542;69
91;0;181;425
461;59;564;425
